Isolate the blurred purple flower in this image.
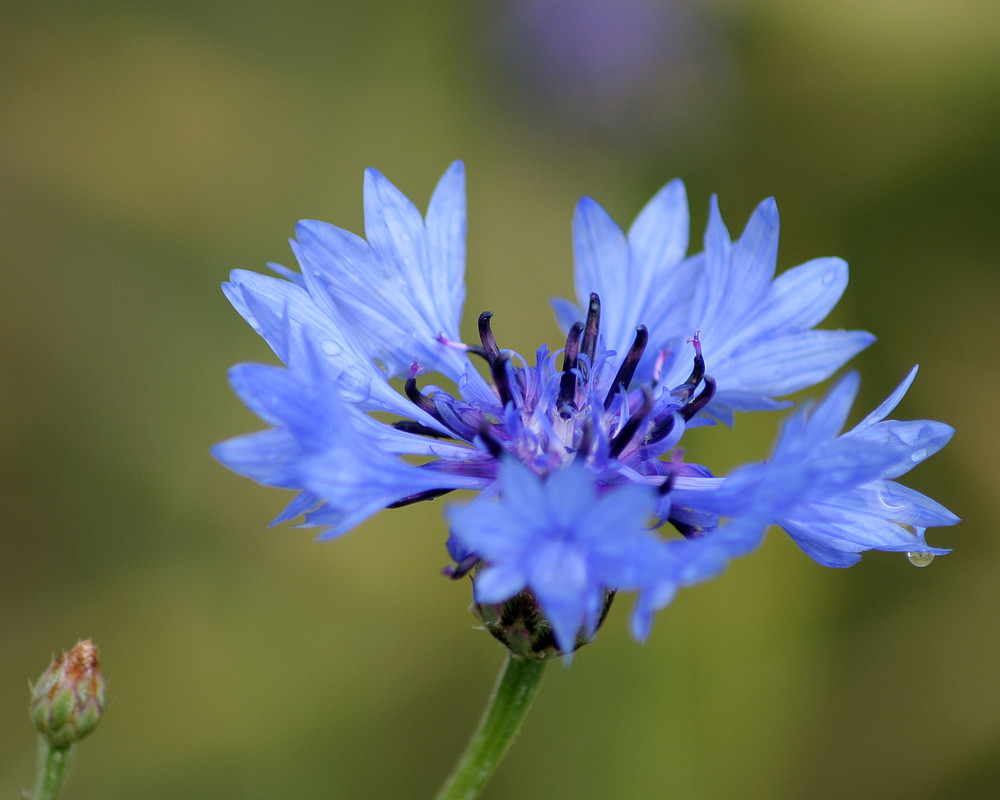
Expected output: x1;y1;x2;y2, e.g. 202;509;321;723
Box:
487;0;733;139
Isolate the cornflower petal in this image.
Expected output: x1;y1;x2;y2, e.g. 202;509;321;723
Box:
556;180;693;377
557;182;874;417
629;516;768;641
714;329;876;400
671;197;874;412
214;335;486;539
448;460;665;656
222;269;449;432
288;162;472;382
680;371;959;566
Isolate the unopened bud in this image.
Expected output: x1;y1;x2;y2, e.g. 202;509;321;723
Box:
29;639;106;746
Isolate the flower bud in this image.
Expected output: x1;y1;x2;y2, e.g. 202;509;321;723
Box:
29;639;106;746
474;588;615;661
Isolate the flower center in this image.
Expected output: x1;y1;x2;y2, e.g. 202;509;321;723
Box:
399;293;715;478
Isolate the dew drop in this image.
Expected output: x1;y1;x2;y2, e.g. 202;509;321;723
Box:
907;551;935;567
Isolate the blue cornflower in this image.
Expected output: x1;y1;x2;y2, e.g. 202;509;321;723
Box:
214;162;958;657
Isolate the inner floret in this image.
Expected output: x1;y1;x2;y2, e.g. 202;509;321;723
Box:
397;292;716;481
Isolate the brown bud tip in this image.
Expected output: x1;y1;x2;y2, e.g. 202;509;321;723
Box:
30;639;107;746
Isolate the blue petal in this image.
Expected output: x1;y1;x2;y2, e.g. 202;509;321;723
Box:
272;490;321;525
288;164;471;382
736;257;849;342
687;195;733;338
424;161;467;328
473;563;528;604
850;366;919;433
851;419;955;479
364;166;466;343
572;196;631;356
627;179;689;284
265;261;306;286
211;428;300;487
647;197;874;412
300;447;481;539
795;372;860;446
224;269;452;431
726;197;780;315
551;295;586;334
714;329;875;398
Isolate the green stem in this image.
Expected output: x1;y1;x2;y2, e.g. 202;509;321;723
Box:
434;654;547;800
30;737;74;800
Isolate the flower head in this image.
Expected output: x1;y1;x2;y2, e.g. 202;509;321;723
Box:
214;162;958;656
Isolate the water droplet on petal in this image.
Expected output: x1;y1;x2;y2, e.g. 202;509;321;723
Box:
822;268;837;285
909;447;928;463
907;551;935;567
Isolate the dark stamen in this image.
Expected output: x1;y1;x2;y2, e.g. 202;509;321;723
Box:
669;517;702;538
609;387;654;459
675;355;705;400
477;422;506;459
644;413;676;446
680;375;716;421
442;554;480;580
576;417;596;459
558;322;584;414
673;332;705;401
604;325;648;409
490;355;515;407
657;470;676;496
478;311;502;366
580;293;601;365
405;374;446;425
393;420;456;439
387;488;455;508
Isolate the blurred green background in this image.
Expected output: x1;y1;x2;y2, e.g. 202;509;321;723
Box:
2;1;997;798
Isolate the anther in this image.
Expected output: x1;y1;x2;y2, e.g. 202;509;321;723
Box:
657;453;685;494
580;293;601;365
674;333;705;401
442;554;480;580
392;420;456;440
643;413;675;446
405;363;447;425
478;311;502;366
680;375;716;421
669;517;702;538
387;488;455;508
604;325;648;409
609;387;654;459
558;322;584;412
477;422;506;459
657;471;676;495
576;417;596;460
490;354;515;407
